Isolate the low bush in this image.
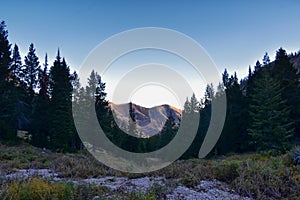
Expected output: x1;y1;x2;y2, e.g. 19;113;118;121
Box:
232;155;300;199
1;178;72;200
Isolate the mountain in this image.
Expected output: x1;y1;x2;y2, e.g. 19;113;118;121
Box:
109;102;182;137
290;52;300;73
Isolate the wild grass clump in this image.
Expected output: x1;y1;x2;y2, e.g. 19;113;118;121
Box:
0;178;112;200
51;153;104;178
212;160;239;182
0;143;56;173
1;178;72;200
232;154;300;199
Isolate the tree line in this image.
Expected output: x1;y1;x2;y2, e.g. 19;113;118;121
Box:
0;20;299;156
182;49;299;157
0;21;78;151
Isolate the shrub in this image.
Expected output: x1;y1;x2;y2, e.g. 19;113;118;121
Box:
213;160;239;182
2;178;72;200
232;156;300;199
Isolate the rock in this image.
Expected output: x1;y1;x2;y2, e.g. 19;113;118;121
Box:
293;155;300;165
5;169;58;180
2;170;251;199
166;180;252;200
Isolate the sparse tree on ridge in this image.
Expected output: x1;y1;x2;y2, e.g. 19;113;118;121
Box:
262;52;270;65
222;68;230;88
204;83;214;106
254;60;262;72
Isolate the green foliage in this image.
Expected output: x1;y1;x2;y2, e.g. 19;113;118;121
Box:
10;44;23;82
216;71;248;154
247;70;294;152
30;54;50;148
0;20;15;141
273;48;300;138
233;156;300;199
0;21;11;88
213;160;239;182
49;51;75;152
2;178;73;200
23;43;40;98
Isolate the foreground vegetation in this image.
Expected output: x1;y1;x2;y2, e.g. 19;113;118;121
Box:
0;143;299;199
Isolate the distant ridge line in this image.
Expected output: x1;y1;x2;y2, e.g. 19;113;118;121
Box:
108;102;182;113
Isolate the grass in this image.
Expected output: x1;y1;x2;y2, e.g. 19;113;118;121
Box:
0;143;300;199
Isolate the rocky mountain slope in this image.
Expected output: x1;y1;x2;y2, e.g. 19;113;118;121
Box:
109;102;181;137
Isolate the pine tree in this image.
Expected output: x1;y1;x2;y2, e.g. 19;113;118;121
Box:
0;21;11;89
182;87;211;158
70;72;84;150
159;112;178;148
49;50;74;151
86;69;108;122
273;48;300;138
0;21;17;141
183;97;191;114
247;71;294;152
86;70;107;121
204;83;214;105
248;65;252;78
222;68;230;88
31;54;50;147
38;54;49;97
82;70;108;151
95;75;107;107
233;72;238;83
86;70;100;100
10;44;23;83
215;71;248;154
216;82;225;98
190;93;199;112
262;52;270;65
24;43;40;98
254;60;262;72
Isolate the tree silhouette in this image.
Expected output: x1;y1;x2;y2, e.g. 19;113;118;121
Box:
248;70;294;152
49;50;74;151
23;43;40;99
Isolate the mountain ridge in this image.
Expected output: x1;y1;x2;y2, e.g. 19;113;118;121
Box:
108;102;182;137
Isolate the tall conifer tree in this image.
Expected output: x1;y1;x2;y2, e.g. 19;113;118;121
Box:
10;44;23;83
0;21;15;140
248;71;294;151
49;50;74;151
24;43;40;98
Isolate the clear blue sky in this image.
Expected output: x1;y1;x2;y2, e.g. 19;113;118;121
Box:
1;0;300;106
